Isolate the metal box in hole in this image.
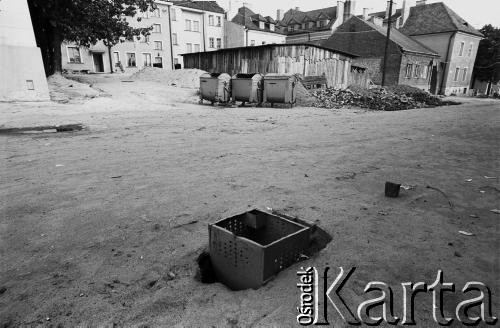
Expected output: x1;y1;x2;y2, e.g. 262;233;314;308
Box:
199;73;231;104
209;209;311;290
262;74;298;107
231;73;263;105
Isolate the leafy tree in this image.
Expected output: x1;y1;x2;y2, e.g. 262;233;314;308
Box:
473;24;500;85
28;0;156;75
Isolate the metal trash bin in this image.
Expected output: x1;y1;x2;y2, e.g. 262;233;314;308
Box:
209;209;311;290
262;74;298;108
231;73;264;106
199;73;231;105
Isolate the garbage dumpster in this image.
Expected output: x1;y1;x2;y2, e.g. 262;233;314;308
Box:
231;73;263;106
262;74;298;108
199;73;231;105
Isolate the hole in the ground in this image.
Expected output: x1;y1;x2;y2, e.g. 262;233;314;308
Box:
196;210;332;290
0;124;84;135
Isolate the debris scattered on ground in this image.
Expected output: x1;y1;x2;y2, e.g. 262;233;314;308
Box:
172;220;198;229
469;214;479;218
110;176;122;179
454;251;462;257
459;231;474;236
48;74;100;103
0;286;6;295
385;182;401;198
295;82;318;107
426;185;454;209
401;184;416;190
130;68;207;88
0;124;84;135
310;85;461;110
490;209;500;214
465;179;473;182
484;176;497;179
55;164;64;167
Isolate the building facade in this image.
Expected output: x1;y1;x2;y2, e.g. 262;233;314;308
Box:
61;0;225;73
0;0;49;101
400;1;483;95
322;16;440;90
228;7;286;48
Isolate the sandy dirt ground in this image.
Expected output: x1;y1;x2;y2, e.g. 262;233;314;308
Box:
1;73;499;327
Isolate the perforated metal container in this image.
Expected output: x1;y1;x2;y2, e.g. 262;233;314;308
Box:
231;73;263;104
209;209;310;290
199;73;231;104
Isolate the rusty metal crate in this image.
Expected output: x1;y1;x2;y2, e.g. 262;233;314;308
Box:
209;209;310;290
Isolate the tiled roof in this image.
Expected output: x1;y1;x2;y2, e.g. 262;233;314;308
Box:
280;7;337;26
322;16;439;57
173;1;225;14
400;2;483;37
231;7;285;35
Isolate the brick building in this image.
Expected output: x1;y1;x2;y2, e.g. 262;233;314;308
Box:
400;1;483;95
322;16;439;90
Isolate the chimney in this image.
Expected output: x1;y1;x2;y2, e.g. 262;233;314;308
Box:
295;7;300;11
385;0;391;20
363;7;369;20
416;0;426;6
276;9;284;21
343;0;356;22
335;0;345;27
401;0;410;27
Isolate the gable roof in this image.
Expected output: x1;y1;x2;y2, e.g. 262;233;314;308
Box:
322;16;439;57
400;2;482;37
280;6;337;26
173;1;225;14
231;6;285;35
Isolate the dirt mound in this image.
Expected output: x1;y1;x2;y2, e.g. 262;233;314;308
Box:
48;74;100;103
295;82;317;107
130;68;207;88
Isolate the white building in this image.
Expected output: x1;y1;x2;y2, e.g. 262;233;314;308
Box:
0;0;49;101
62;0;226;73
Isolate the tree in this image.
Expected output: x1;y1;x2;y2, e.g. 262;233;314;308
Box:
473;25;500;91
28;0;156;76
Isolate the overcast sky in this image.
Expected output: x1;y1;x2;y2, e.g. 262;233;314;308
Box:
221;0;499;29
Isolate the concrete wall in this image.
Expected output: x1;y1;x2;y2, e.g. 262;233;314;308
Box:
224;21;245;48
0;0;49;101
247;30;286;46
410;32;454;60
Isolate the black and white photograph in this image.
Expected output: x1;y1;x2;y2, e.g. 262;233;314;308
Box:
1;0;499;326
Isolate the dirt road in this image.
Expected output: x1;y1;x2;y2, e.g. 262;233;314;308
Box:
1;76;499;327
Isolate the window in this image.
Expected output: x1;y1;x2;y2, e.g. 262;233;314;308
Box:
309;22;314;29
185;19;192;31
405;64;413;78
454;67;460;81
262;41;266;45
216;38;221;49
113;51;120;66
209;37;214;48
170;8;176;21
193;21;199;32
250;40;255;46
142;53;152;67
154;41;162;50
462;67;468;81
295;24;300;30
316;21;321;27
458;41;465;56
26;80;34;90
422;65;428;79
126;53;136;67
468;43;473;57
217;16;222;27
172;33;178;45
319;20;326;27
152;24;161;33
154;56;163;68
414;64;420;78
288;26;294;32
186;43;192;53
301;23;306;29
194;44;200;52
67;46;81;63
174;58;179;65
140;34;150;43
209;15;214;26
141;10;149;19
151;8;160;18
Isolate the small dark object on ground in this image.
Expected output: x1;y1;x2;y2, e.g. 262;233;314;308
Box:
196;251;217;284
0;286;6;295
0;124;83;135
385;182;401;198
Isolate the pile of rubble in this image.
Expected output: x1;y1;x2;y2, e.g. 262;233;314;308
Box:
311;85;460;111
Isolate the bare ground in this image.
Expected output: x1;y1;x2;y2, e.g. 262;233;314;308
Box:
0;74;499;327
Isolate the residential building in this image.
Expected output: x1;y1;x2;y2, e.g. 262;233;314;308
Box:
400;1;483;95
0;0;49;101
227;6;286;48
278;1;356;44
170;1;225;68
61;0;226;73
182;43;357;89
322;16;440;90
62;0;174;73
